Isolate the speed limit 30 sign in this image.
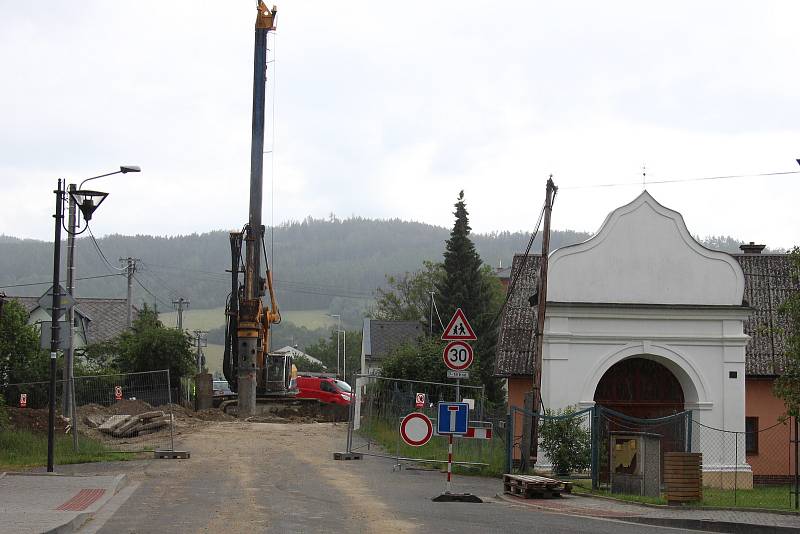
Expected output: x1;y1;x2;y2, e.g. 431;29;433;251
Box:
443;340;473;371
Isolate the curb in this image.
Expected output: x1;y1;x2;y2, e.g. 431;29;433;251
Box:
570;489;800;517
33;473;129;534
625;516;800;533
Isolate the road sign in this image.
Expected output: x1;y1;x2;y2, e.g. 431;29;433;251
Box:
436;402;469;435
39;321;70;350
37;284;75;320
400;412;433;447
415;393;426;408
114;385;123;401
442;340;473;371
19;394;27;408
446;370;469;379
441;308;477;341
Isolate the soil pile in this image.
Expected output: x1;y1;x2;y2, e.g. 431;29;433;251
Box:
7;407;69;433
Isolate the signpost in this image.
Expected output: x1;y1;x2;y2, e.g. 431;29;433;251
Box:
430;401;482;503
442;309;477;401
399;412;433;447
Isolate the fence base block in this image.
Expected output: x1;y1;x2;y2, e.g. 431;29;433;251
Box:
154;450;190;459
432;492;483;503
333;451;362;461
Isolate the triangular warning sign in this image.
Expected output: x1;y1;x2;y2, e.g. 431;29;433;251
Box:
441;308;477;341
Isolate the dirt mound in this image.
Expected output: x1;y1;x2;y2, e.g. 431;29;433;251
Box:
192;408;236;422
7;407;69;433
107;399;154;415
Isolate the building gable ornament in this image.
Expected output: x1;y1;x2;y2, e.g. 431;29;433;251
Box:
547;191;745;306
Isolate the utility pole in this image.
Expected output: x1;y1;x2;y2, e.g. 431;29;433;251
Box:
120;258;139;327
62;184;77;418
193;330;208;371
173;297;190;331
521;176;557;472
47;179;65;473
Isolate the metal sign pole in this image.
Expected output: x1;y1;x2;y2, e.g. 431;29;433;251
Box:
455;379;460;402
446;434;453;493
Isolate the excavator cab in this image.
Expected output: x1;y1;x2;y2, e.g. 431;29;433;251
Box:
263;353;297;396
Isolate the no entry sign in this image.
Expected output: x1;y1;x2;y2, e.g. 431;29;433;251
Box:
442;340;473;371
400;412;433;447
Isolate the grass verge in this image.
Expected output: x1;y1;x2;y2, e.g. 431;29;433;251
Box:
358;418;507;476
0;430;134;469
572;479;799;511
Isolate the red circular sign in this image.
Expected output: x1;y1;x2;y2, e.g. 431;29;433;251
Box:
399;412;433;447
442;340;473;371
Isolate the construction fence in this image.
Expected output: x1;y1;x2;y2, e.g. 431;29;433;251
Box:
506;404;800;510
346;374;508;474
1;369;175;453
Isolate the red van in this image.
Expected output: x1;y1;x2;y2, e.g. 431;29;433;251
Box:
296;376;353;406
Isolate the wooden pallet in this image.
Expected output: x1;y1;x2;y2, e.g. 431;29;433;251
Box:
503;474;573;499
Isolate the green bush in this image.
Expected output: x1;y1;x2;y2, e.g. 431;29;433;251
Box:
539;406;591;475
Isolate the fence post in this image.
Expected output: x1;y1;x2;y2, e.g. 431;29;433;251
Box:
795;417;799;510
734;431;738;506
591;405;599;490
506;408;513;474
167;369;175;452
71;377;79;452
686;410;693;452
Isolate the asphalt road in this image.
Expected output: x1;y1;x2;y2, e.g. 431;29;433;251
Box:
63;421;698;533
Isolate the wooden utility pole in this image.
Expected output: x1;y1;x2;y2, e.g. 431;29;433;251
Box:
120;257;139;327
520;176;557;471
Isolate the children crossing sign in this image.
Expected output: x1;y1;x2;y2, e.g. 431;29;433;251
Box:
441;308;477;341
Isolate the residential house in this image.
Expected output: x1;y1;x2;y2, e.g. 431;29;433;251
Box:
273;345;326;369
360;319;425;376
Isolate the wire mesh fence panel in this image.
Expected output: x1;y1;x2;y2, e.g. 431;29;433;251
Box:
693;418;798;510
350;374;505;473
2;370;175;454
507;406;592;480
595;407;690;489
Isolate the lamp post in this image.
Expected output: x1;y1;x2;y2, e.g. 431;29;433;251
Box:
48;166;138;471
330;314;341;378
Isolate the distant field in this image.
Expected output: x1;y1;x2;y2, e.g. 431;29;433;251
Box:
159;307;334;332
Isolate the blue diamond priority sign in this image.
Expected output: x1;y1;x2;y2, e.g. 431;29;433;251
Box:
436;402;469;435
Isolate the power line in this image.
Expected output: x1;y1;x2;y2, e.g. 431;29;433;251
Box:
132;274;171;307
87;226;125;272
0;273;123;290
561;169;800;191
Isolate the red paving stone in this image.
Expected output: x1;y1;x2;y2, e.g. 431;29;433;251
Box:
55;488;106;511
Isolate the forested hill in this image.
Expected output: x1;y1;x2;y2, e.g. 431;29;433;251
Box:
0;217;748;313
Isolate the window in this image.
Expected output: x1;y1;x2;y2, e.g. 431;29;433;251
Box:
320;381;336;393
745;417;758;454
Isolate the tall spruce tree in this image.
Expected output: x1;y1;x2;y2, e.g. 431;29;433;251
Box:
436;191;503;403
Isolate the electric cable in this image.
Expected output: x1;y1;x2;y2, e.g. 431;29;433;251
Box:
87;226;126;272
0;273;123;290
132;274;171;307
560;169;800;190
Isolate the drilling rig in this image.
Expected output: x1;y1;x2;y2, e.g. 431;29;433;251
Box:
222;2;296;418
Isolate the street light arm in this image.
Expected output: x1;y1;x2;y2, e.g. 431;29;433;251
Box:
78;165;140;189
79;170;122;190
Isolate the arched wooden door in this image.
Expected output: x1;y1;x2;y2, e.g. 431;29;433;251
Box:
594;357;684;418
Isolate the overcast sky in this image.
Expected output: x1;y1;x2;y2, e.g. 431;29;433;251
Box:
1;1;798;249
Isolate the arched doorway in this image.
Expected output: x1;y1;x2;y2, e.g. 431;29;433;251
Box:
594;357;684;418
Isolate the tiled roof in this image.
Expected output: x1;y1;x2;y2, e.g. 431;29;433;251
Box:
737;254;798;376
495;253;798;378
495;254;541;376
6;296;136;345
364;320;425;362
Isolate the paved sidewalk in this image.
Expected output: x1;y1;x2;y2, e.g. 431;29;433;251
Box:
0;472;127;534
500;491;800;532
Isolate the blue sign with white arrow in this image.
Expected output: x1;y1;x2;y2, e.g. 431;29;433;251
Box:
437;402;469;435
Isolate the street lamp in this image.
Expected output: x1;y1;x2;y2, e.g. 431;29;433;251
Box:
49;166;139;472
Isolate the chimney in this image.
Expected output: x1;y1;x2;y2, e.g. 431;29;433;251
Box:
739;242;766;254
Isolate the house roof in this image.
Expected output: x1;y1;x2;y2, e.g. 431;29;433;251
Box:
273;345;325;367
494;253;797;378
8;296;136;345
362;319;425;362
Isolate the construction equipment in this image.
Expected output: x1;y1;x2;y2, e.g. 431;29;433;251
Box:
221;2;297;418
